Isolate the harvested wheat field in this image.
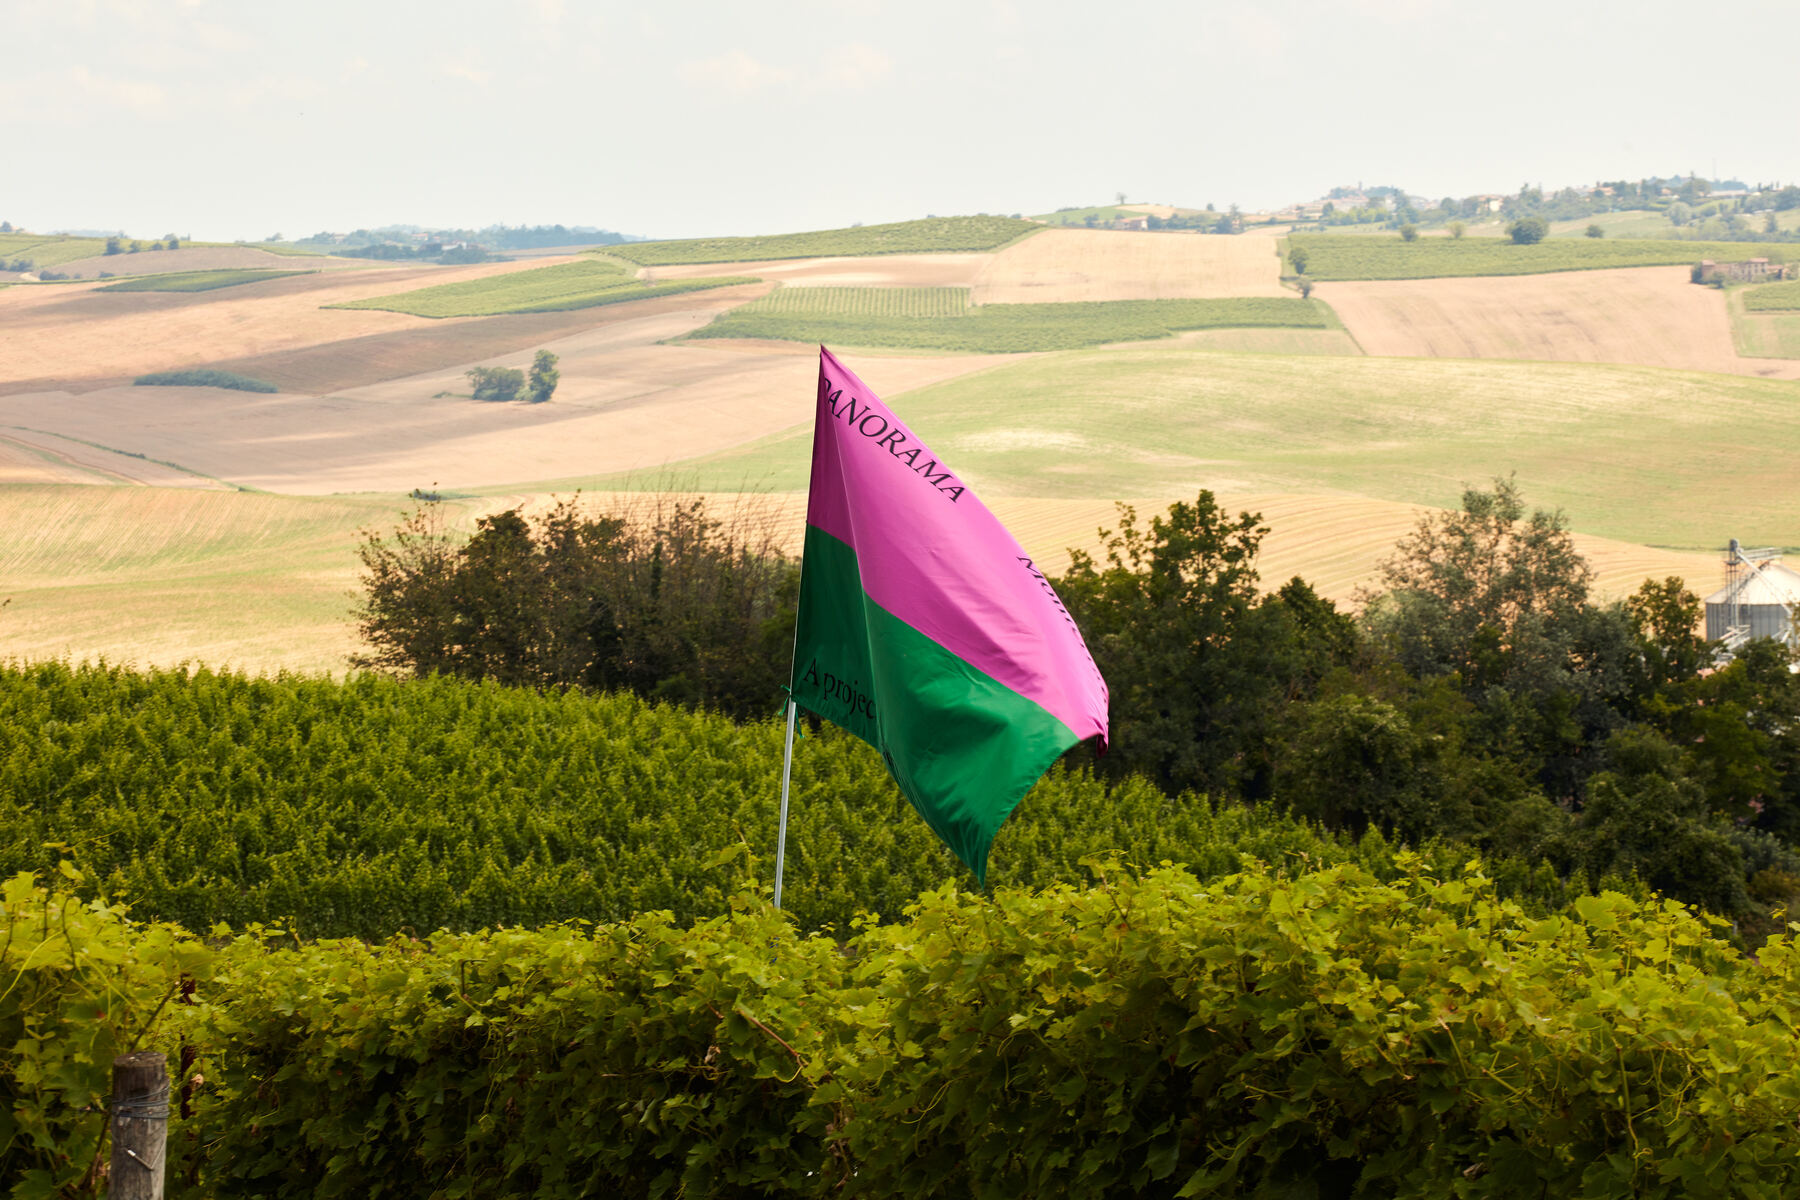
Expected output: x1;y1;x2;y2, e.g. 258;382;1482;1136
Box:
0;428;229;487
0;337;1030;494
638;252;991;289
1319;266;1800;379
0;256;589;391
566;489;1720;607
973;228;1287;304
44;245;367;279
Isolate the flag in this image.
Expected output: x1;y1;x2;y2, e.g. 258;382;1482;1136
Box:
789;346;1109;884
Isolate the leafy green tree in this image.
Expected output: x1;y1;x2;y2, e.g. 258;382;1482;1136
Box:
1362;478;1645;798
1585;223;1605;238
1399;224;1419;242
466;365;525;402
1557;727;1749;914
103;237;122;255
1447;220;1467;239
1506;217;1548;245
1287;244;1309;274
1055;495;1349;798
1626;576;1709;688
527;350;559;403
165;234;180;249
354;495;797;720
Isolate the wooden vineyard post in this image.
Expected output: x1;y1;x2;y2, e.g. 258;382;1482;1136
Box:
110;1051;169;1200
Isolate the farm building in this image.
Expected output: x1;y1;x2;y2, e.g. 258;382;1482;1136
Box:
1696;258;1796;284
1705;540;1800;651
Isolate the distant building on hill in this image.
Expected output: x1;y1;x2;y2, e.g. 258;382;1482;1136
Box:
1705;541;1800;652
1696;258;1795;283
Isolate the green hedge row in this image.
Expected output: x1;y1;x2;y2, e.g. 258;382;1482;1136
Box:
3;663;1545;940
7;864;1799;1198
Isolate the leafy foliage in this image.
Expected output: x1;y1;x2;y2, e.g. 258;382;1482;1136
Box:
354;495;797;717
98;269;309;293
132;369;278;393
1289;234;1796;280
13;864;1800;1199
527;350;558;403
327;260;753;317
607;215;1038;265
465;365;524;401
0;661;1497;942
689;287;1332;352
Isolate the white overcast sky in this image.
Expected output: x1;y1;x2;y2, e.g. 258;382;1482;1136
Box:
4;0;1796;241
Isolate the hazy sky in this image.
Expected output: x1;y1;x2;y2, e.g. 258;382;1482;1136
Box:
5;0;1796;242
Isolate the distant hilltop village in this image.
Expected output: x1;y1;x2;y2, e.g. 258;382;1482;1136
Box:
1041;175;1797;239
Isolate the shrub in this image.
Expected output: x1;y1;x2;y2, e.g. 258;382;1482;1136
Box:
1508;217;1549;245
465;364;524;401
132;369;278;392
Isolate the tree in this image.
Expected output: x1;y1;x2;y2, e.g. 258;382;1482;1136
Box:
353;494;798;718
128;240;142;253
1766;213;1781;235
527;350;559;403
104;237;123;256
0;221;11;233
1053;494;1342;798
1506;217;1548;245
165;234;181;250
1399;224;1419;242
1585;224;1605;238
1447;220;1467;239
1287;245;1309;274
1297;276;1314;299
1366;477;1593;682
466;365;525;402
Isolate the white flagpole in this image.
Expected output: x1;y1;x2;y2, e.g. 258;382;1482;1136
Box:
774;699;798;910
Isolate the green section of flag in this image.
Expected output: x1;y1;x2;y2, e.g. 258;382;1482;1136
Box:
791;526;1079;883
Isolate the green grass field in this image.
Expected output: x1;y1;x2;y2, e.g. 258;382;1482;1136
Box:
99;269;313;293
1290;234;1797;280
326;260;754;317
1743;280;1800;311
605;216;1038;266
0;234;112;268
0;485;453;674
606;343;1800;552
686;286;1331;352
1727;289;1800;360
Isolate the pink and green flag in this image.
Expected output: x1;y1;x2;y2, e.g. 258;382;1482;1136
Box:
790;347;1109;884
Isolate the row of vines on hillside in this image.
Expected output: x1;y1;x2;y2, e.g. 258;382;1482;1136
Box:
0;664;1592;940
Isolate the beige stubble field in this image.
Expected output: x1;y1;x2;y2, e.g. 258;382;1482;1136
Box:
1319;266;1800;379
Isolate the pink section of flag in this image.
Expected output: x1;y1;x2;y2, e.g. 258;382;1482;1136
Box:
806;346;1108;746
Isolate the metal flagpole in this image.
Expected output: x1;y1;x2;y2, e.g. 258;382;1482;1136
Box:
774;699;798;910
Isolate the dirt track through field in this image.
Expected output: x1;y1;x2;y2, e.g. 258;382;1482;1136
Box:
1320;266;1800;379
973;228;1287;303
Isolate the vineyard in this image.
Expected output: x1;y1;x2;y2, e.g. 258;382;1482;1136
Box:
1744;279;1800;310
10;862;1800;1198
0;663;1598;941
326;260;755;317
1290;234;1798;280
99;268;311;292
605;215;1038;265
0;233;111;268
687;287;1331;352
